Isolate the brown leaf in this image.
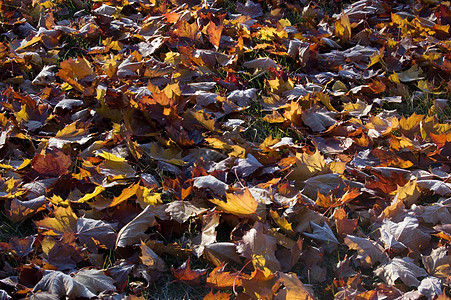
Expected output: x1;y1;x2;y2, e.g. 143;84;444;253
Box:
31;148;72;177
139;241;167;272
236;222;281;273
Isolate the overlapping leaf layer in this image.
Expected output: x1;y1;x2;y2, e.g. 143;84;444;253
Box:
0;0;450;299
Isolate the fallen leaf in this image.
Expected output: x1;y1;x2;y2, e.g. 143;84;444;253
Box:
374;257;428;287
171;258;207;286
210;188;258;217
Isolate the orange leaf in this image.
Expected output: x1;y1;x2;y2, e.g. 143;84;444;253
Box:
210;188;258;217
171;258;207;286
203;290;231;300
207;20;223;49
206;262;245;289
242;269;280;300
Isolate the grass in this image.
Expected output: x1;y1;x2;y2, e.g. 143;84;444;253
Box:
386;91;451;123
0;212;36;243
145;274;211;300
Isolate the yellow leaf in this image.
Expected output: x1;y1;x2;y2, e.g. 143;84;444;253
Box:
210;188;257;217
163;82;181;98
137;187;162;208
335;13;351;41
400;113;424;132
55;121;89;139
396;180;420;206
290;150;327;182
389;72;400;84
109;183;140;207
252;254;272;277
16;36;42;51
316;92;337;112
48;195;69;207
368;47;384;68
15;105;29;123
389;135;413;151
262;110;285;123
270;210;294;235
268;77;294;95
77;185;105;203
97;151;126;162
35;206;77;234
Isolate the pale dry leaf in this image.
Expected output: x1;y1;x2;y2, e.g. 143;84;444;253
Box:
236;222;281;273
418;276;442;298
73;269;116;294
193;175;228;195
421;246;451;278
165;200;208;223
379;215;430;253
374;257;427;287
231;154;263;177
33;271;95;298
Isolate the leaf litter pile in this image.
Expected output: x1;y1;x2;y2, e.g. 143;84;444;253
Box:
0;0;450;299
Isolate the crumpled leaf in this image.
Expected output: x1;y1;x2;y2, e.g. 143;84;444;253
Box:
418;276;442;298
116;205;167;248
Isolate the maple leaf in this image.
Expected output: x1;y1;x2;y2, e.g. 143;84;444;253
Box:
76;217;117;252
35;206;77;235
171;258;207;286
139;241;167;272
418;276;443;298
31;148;72;177
421;247;451;278
303;222;339;252
241;269;280;300
379;215;431;254
344;235;388;267
374;257;428;287
206;262;245;290
33;271;96;298
209;188;258;217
